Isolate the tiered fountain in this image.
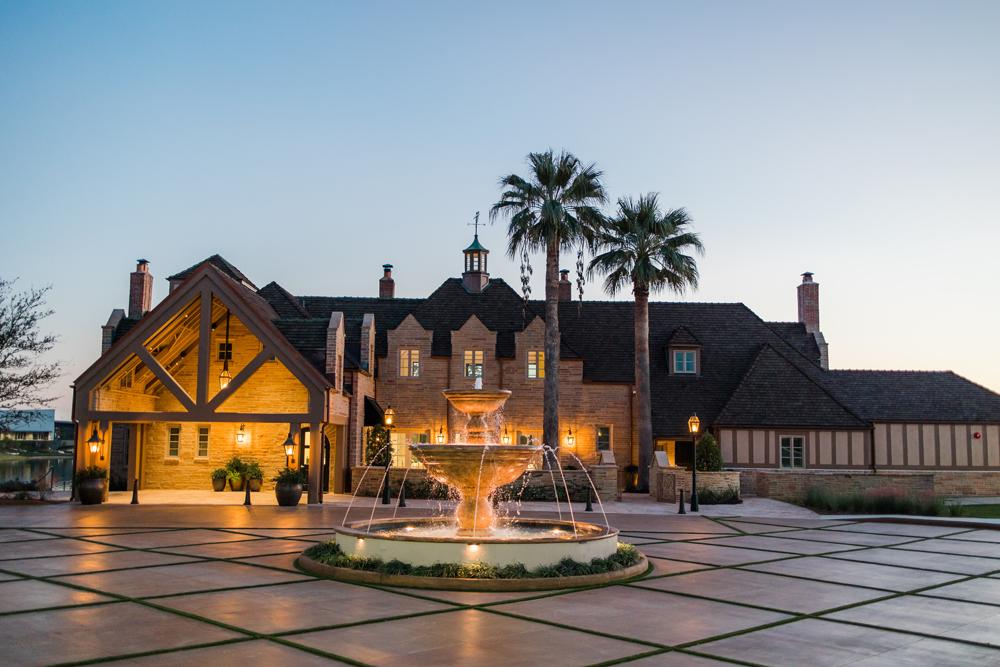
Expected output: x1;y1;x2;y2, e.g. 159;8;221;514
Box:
306;386;643;588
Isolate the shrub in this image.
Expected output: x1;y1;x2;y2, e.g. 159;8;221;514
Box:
75;466;107;482
305;542;642;579
0;479;37;493
211;468;228;482
695;433;723;472
697;485;742;504
272;467;306;486
224;456;246;480
244;460;264;481
803;485;956;516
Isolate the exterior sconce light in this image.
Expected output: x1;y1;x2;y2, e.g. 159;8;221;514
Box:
383;405;395;428
283;431;296;458
565;428;575;447
236;423;247;445
687;414;701;435
501;426;511;445
87;426;102;454
436;427;445;444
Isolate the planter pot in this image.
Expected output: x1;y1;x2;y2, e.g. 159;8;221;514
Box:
275;483;303;507
229;477;245;492
78;478;105;505
212;478;227;492
248;478;262;492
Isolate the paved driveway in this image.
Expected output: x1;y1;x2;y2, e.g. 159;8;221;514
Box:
0;505;998;666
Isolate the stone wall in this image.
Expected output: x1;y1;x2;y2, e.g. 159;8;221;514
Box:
650;468;741;503
740;468;1000;501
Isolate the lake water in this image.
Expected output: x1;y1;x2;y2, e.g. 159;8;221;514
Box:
0;457;74;491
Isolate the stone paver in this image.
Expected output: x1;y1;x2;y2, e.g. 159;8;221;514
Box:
235;552;303;571
0;528;58;542
833;546;1000;575
0;601;241;666
646;556;713;577
746;555;963;592
698;618;1000;666
288;608;649;666
919;577;1000;605
155;537;311;559
700;534;861;555
766;528;919;547
827;595;1000;644
826;522;967;538
0;578;112;612
0;537;121;560
944;529;1000;544
92;529;260;549
639;540;790;566
892;537;1000;559
58;559;309;598
155;579;450;634
0;549;200;577
496;585;789;645
633;567;888;613
121;639;351;665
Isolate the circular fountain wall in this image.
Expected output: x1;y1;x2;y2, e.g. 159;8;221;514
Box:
332;517;620;569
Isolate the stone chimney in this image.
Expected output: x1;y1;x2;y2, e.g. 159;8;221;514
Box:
128;259;153;319
559;269;572;301
797;272;829;369
101;309;125;354
359;313;375;372
379;264;395;299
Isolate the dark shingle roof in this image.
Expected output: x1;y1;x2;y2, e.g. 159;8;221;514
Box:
258;282;310;319
168;254;258;290
768;322;821;362
668;326;701;346
716;345;867;428
823;371;1000;423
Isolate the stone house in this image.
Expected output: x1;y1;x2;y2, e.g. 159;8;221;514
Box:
73;237;1000;502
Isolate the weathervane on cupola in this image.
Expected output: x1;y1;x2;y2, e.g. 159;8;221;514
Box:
462;211;490;293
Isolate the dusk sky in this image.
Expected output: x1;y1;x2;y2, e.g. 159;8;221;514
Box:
2;1;998;419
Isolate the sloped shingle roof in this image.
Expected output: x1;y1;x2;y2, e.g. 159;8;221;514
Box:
823;371;1000;423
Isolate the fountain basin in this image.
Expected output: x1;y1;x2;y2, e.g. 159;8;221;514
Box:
329;517;620;569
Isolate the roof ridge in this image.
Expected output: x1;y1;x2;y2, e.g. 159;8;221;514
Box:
764;343;870;425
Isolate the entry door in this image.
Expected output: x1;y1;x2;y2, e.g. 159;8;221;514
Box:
109;424;131;491
300;428;331;492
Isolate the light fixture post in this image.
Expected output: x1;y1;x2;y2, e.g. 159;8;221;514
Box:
382;406;395;505
688;414;701;512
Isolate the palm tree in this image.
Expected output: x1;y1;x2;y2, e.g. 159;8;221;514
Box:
589;194;703;491
490;150;607;455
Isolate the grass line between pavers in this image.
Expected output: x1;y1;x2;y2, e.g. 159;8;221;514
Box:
48;637;257;667
270;606;464;638
0;547;131;562
817;615;1000;653
40;557;211;580
73;533;277;551
266;635;375;667
584;647;676;667
884;543;1000;562
820;552;998;577
479;605;672;650
0;598;127;618
24;527;189;539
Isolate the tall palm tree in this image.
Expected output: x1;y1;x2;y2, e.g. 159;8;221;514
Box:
589;194;703;491
490;150;607;454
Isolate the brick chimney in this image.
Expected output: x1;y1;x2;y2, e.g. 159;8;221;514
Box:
379;264;395;299
559;269;572;301
128;259;153;319
797;272;829;369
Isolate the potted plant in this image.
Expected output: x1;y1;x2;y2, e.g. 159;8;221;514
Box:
273;467;305;506
211;468;228;492
76;466;107;505
225;456;246;491
245;460;264;492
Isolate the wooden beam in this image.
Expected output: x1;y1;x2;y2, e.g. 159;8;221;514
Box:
133;344;196;411
197;286;212;405
80;410;315;424
308;422;323;504
206;346;273;412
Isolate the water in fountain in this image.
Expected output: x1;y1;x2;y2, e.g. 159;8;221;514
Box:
341;444;389;527
569;453;610;528
543;445;578;537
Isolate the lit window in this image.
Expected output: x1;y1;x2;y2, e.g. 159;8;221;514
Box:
780;436;805;468
527;351;544;378
389;431;429;468
399;349;420;377
672;349;698;374
168;426;181;458
516;431;539;446
197;426;209;458
218;343;233;361
464;350;484;378
119;370;133;389
596;426;611;451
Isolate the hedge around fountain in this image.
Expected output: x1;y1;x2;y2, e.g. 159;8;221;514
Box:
297;542;649;591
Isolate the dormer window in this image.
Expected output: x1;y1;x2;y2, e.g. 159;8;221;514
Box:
400;349;420;377
464;350;484;378
671;348;698;375
527;350;544;378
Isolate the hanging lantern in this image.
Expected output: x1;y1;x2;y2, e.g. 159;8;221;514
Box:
87;426;101;454
436;427;445;444
501;426;511;445
383;405;395;427
688;414;701;435
565;428;575;447
236;423;247;445
219;310;232;389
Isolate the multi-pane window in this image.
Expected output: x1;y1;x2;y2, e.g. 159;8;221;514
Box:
389;431;429;468
119;370;133;389
517;431;539;446
464;350;484;378
197;427;210;458
399;349;420;377
780;436;805;468
168;426;181;458
218;342;233;361
672;349;697;374
596;426;611;451
527;351;544;378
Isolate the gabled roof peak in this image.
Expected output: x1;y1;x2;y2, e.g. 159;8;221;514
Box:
167;254;257;291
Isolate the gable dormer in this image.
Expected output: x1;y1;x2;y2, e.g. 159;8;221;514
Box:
667;326;701;376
